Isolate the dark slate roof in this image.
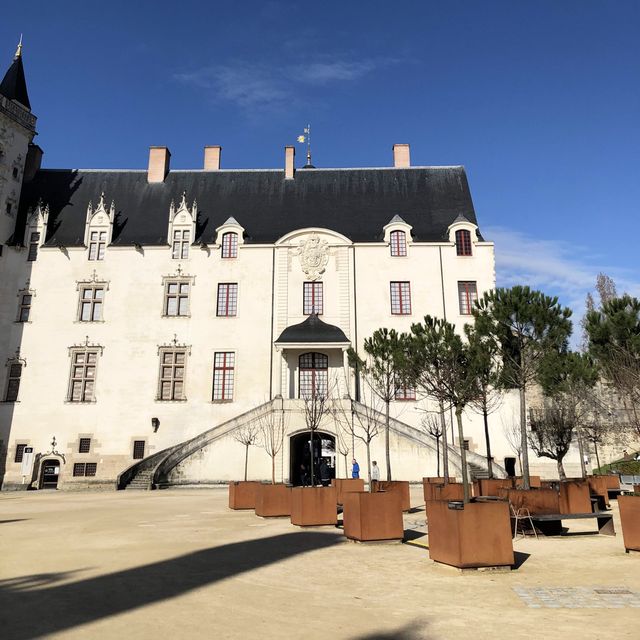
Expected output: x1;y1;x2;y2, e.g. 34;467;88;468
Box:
14;166;480;247
0;54;31;110
275;314;349;344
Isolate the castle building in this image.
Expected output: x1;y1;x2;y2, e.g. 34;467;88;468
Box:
0;45;583;490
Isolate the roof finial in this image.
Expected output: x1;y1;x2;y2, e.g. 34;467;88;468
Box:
15;34;23;60
297;124;315;168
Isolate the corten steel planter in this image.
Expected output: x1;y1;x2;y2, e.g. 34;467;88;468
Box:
343;490;404;542
473;479;513;497
618;495;640;552
376;481;411;512
427;500;515;569
604;475;621;492
228;481;261;510
513;476;542;488
587;476;611;508
503;489;560;515
290;486;338;526
331;478;365;505
254;483;292;517
423;477;457;484
423;479;458;503
435;482;465;502
559;481;592;514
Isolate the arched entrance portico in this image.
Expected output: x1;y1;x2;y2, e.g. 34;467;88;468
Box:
289;430;336;486
39;459;60;489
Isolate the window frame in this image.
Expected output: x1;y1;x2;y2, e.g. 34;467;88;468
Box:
455;229;473;257
389;230;407;257
27;231;40;262
78;437;91;454
67;347;102;403
390;281;412;315
17;292;32;323
171;229;191;260
216;283;239;317
157;348;188;401
14;443;27;463
4;360;24;402
77;284;105;322
133;440;146;460
88;230;107;261
212;352;236;401
221;232;238;259
458;281;478;315
303;281;324;315
394;384;416;401
163;278;192;317
298;352;329;399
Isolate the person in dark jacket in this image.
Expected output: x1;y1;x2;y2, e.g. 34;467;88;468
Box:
319;459;331;487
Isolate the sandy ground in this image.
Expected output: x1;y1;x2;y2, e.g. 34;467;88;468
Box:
0;486;638;640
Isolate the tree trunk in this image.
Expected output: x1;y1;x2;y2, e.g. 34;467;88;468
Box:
519;385;531;490
271;454;276;485
557;458;567;482
594;442;601;475
455;408;470;503
343;453;348;479
436;436;440;477
244;443;249;482
366;442;372;493
309;431;315;487
385;400;392;481
439;400;450;484
577;432;587;479
482;407;493;479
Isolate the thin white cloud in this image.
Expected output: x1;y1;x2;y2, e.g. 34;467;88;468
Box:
486;225;640;342
174;56;397;114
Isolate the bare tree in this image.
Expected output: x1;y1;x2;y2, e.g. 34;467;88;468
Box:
502;409;523;475
301;378;333;486
420;411;444;477
255;399;286;484
233;423;260;481
332;385;383;491
335;417;351;479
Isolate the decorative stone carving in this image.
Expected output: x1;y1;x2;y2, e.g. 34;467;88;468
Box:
294;233;329;281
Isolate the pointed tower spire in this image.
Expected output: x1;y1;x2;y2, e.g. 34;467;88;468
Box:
0;38;31;110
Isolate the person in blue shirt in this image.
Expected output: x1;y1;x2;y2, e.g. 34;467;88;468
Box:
352;458;360;479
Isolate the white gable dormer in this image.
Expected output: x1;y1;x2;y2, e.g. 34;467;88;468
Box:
84;192;115;260
24;199;49;253
447;213;478;256
168;191;197;260
382;214;413;256
215;217;245;258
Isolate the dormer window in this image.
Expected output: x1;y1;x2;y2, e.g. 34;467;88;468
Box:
455;229;472;256
222;232;238;259
27;232;40;261
24;200;48;261
167;192;196;260
172;230;190;260
88;231;106;261
390;230;407;257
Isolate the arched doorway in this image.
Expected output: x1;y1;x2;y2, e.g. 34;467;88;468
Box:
40;459;61;489
289;431;336;486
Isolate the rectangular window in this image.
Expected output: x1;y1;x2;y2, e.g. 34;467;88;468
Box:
73;463;85;477
458;281;478;315
73;462;98;477
172;229;190;260
27;232;40;261
78;286;104;322
88;231;107;261
68;350;99;402
303;282;323;315
78;437;91;453
213;352;235;401
14;443;26;463
395;385;416;401
164;281;190;317
85;462;97;477
158;350;187;400
18;294;32;322
217;283;238;317
390;281;411;315
5;363;22;402
133;440;146;459
221;232;238;258
390;230;407;257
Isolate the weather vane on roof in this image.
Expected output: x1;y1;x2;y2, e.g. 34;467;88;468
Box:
297;124;314;168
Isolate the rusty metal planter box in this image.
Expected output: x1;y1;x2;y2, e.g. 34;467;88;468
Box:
427;500;515;569
255;483;292;517
343;491;404;542
587;476;611;508
331;478;365;504
473;479;513;497
619;495;640;552
290;486;338;526
559;481;592;514
228;481;261;510
376;480;411;512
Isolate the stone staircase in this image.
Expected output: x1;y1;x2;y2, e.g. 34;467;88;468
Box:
124;470;154;490
468;461;490;481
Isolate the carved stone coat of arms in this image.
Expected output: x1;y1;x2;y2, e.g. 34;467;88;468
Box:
294;233;329;280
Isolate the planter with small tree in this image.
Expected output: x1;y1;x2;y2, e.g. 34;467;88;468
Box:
228;423;260;510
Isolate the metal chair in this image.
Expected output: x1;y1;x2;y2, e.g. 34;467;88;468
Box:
510;503;538;540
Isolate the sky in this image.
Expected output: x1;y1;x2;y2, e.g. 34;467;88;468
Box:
2;0;639;337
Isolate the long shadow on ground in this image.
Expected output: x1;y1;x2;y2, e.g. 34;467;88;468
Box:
0;531;342;639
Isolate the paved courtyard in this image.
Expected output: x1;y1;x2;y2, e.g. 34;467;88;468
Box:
1;486;638;640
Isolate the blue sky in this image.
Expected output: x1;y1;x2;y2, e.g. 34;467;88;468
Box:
2;0;639;331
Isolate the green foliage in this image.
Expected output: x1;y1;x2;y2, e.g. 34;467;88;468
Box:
464;323;502;409
537;350;599;398
472;285;573;389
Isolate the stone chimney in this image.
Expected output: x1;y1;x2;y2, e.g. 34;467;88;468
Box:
392;143;410;168
204;145;222;171
148;146;171;183
285;145;295;180
23;143;44;182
